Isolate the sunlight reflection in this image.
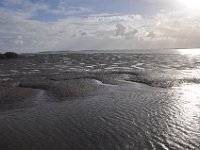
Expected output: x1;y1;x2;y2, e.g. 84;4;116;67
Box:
178;49;200;55
174;84;200;131
144;31;150;37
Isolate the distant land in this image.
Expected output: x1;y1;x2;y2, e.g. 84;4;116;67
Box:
37;48;200;55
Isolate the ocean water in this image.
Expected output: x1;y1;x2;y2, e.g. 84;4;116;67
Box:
0;49;200;150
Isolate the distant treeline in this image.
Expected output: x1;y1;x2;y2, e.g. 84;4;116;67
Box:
0;52;18;59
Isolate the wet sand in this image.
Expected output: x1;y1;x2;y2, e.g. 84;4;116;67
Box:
0;52;200;150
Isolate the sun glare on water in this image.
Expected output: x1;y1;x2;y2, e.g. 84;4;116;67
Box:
179;49;200;55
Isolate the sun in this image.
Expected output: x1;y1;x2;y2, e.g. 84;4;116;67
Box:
179;0;200;9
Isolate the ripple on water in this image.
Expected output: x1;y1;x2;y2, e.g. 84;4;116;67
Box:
0;53;200;150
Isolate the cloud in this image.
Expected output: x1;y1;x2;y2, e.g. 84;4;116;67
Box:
115;24;127;36
2;0;25;5
81;32;87;36
0;0;200;52
0;0;93;20
1;0;49;17
115;24;138;39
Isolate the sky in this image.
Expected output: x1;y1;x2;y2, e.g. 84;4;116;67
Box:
0;0;200;53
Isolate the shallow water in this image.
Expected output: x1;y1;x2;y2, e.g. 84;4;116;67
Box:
0;50;200;150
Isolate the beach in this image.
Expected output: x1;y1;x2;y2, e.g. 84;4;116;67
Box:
0;51;200;150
